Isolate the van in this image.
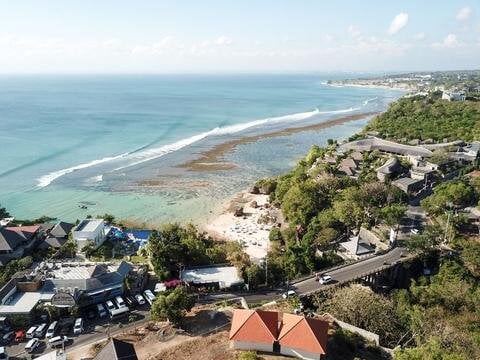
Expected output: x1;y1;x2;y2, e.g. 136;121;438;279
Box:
46;321;58;339
34;323;47;338
97;303;107;318
26;326;37;339
25;338;40;353
48;335;68;348
73;318;83;335
114;296;126;308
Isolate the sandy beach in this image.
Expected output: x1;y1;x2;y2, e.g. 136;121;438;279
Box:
203;191;283;263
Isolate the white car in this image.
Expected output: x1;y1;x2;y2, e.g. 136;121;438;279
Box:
143;290;156;305
46;321;57;339
105;300;116;312
26;326;37;339
25;338;40;353
73;318;83;335
319;275;333;285
135;294;146;305
0;346;8;360
48;335;68;348
114;296;126;308
282;290;296;299
410;228;419;234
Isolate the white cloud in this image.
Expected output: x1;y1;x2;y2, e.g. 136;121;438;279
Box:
413;32;426;40
432;33;462;48
214;36;233;46
456;6;472;21
388;12;409;35
347;25;361;38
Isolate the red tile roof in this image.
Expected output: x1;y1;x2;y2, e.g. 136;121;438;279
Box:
229;310;278;343
230;310;329;355
278;313;328;354
5;225;40;237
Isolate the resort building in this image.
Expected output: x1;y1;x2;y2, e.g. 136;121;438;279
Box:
375;157;402;182
442;91;466;101
0;261;135;320
392;177;425;194
0;225;42;265
39;221;74;250
40;261;133;305
180;265;244;289
230;310;329;360
340;137;433;158
72;219;107;249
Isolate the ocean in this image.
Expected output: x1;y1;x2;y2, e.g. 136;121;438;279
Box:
0;74;403;224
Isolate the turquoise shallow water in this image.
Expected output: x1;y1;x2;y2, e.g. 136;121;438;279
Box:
0;74;402;224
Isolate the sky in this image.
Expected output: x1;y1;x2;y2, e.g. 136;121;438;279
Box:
0;0;479;73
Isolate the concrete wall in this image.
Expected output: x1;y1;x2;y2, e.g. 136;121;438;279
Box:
231;340;273;353
334;318;380;346
280;347;321;360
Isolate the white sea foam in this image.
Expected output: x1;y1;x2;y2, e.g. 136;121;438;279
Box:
37;153;128;188
36;104;367;187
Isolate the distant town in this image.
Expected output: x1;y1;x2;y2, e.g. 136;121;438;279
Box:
0;70;479;360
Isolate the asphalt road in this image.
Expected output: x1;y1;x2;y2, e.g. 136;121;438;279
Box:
292;247;406;295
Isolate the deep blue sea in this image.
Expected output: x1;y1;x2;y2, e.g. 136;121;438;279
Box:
0;74;403;224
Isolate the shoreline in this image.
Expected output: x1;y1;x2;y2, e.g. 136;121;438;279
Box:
177;111;379;172
328;82;412;91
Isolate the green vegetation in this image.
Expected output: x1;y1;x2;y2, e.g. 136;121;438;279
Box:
146;223;247;281
150;286;195;324
366;97;480;142
393;259;480;359
420;179;477;215
0;256;32;287
257;145;407;280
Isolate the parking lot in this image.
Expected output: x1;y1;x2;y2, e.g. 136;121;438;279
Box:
3;296;153;359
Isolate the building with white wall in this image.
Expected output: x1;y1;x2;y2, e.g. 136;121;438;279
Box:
72;219;106;250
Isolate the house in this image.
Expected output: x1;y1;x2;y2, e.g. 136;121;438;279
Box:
392;177;424;194
39;221;74;250
230;310;329;360
94;338;138;360
376;157;402;182
180;265;244;289
230;310;278;353
278;313;329;360
410;166;435;182
442;91;466;101
72;219;106;250
0;226;42;265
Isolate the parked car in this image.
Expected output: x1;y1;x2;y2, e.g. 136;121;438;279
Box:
73;318;83;335
135;294;146;305
1;332;13;345
0;346;8;360
319;275;333;285
282;290;296;299
48;335;69;348
143;290;156;305
26;326;37;339
46;321;58;339
34;323;47;338
114;296;126;308
105;300;116;312
25;338;40;353
410;228;419;234
0;317;10;333
14;330;26;342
